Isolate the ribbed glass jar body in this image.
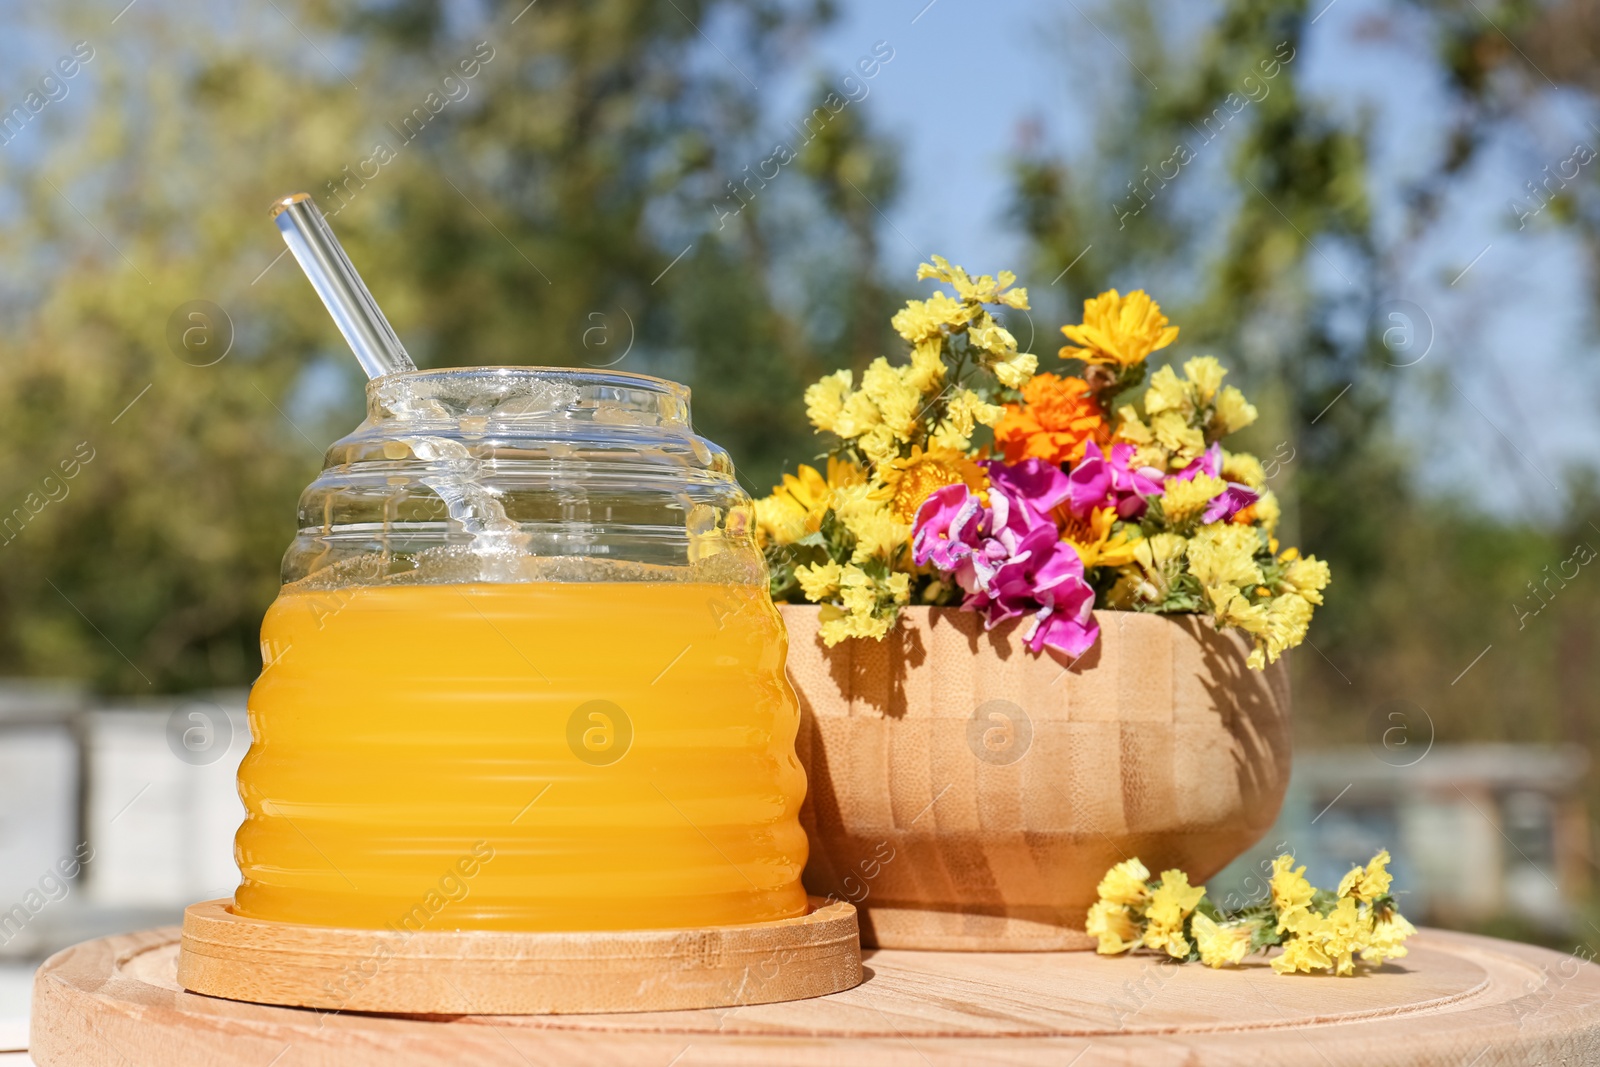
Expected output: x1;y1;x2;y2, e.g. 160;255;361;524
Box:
235;368;809;932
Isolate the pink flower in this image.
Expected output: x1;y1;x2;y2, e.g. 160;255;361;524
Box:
1169;442;1223;481
1202;482;1259;524
1067;441;1164;519
1169;444;1259;523
912;460;1100;658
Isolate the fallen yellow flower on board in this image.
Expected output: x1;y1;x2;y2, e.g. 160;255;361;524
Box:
1087;850;1415;976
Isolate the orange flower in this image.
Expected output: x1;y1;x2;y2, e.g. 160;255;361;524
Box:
994;373;1109;467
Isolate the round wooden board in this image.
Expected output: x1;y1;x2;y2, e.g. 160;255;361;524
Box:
32;926;1600;1065
174;897;861;1015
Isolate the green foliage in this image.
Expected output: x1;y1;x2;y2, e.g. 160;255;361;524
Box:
0;0;901;692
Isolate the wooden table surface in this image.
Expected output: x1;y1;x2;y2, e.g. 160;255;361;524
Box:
30;924;1600;1065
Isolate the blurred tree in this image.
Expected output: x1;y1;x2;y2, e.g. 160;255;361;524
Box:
0;0;903;692
1007;0;1600;760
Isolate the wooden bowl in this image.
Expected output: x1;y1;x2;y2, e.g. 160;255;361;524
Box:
783;605;1291;951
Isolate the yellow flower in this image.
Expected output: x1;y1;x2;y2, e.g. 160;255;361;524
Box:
1268;855;1316;934
834;485;912;567
1207;586;1268;634
1279;554;1332;606
873;445;987;523
1144;364;1190;416
992;350;1039;389
1059;506;1140;569
1245;593;1314;669
968;311;1015;358
856;424;901;467
1213;386;1258;436
861;357;923;441
817;565;896;644
1221;450;1266;490
1115;532;1188;606
1187;523;1264;588
794;561;842;602
1362;911;1417;966
818;604;892;644
1112;404;1168;470
1337;850;1395;904
835;388;884;439
1271;926;1334;975
918;255;1030;309
891;292;971;343
1182;356;1225;403
1318;897;1371;976
1158;473;1228;524
907;338;946;393
1086;900;1143;955
943;388;1006;439
1095;857;1151;908
753;459;866;547
1192;913;1257;969
804;370;853;434
755;493;807;547
1144;869;1207;959
1059;289;1179;367
1151;411;1206;465
1253;490;1282;537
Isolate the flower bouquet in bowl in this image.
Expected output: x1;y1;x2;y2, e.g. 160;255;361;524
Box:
759;258;1329;949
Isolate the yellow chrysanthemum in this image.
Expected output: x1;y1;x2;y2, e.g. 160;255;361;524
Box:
1096;858;1152;908
1144;869;1207;959
1059;506;1140;569
1059;289;1179;367
1187;523;1264;589
873;445;988;523
753;459;866;546
1192;913;1257;969
1269;855;1316;934
1158;474;1228;525
1086;900;1143;955
1337;850;1395;904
